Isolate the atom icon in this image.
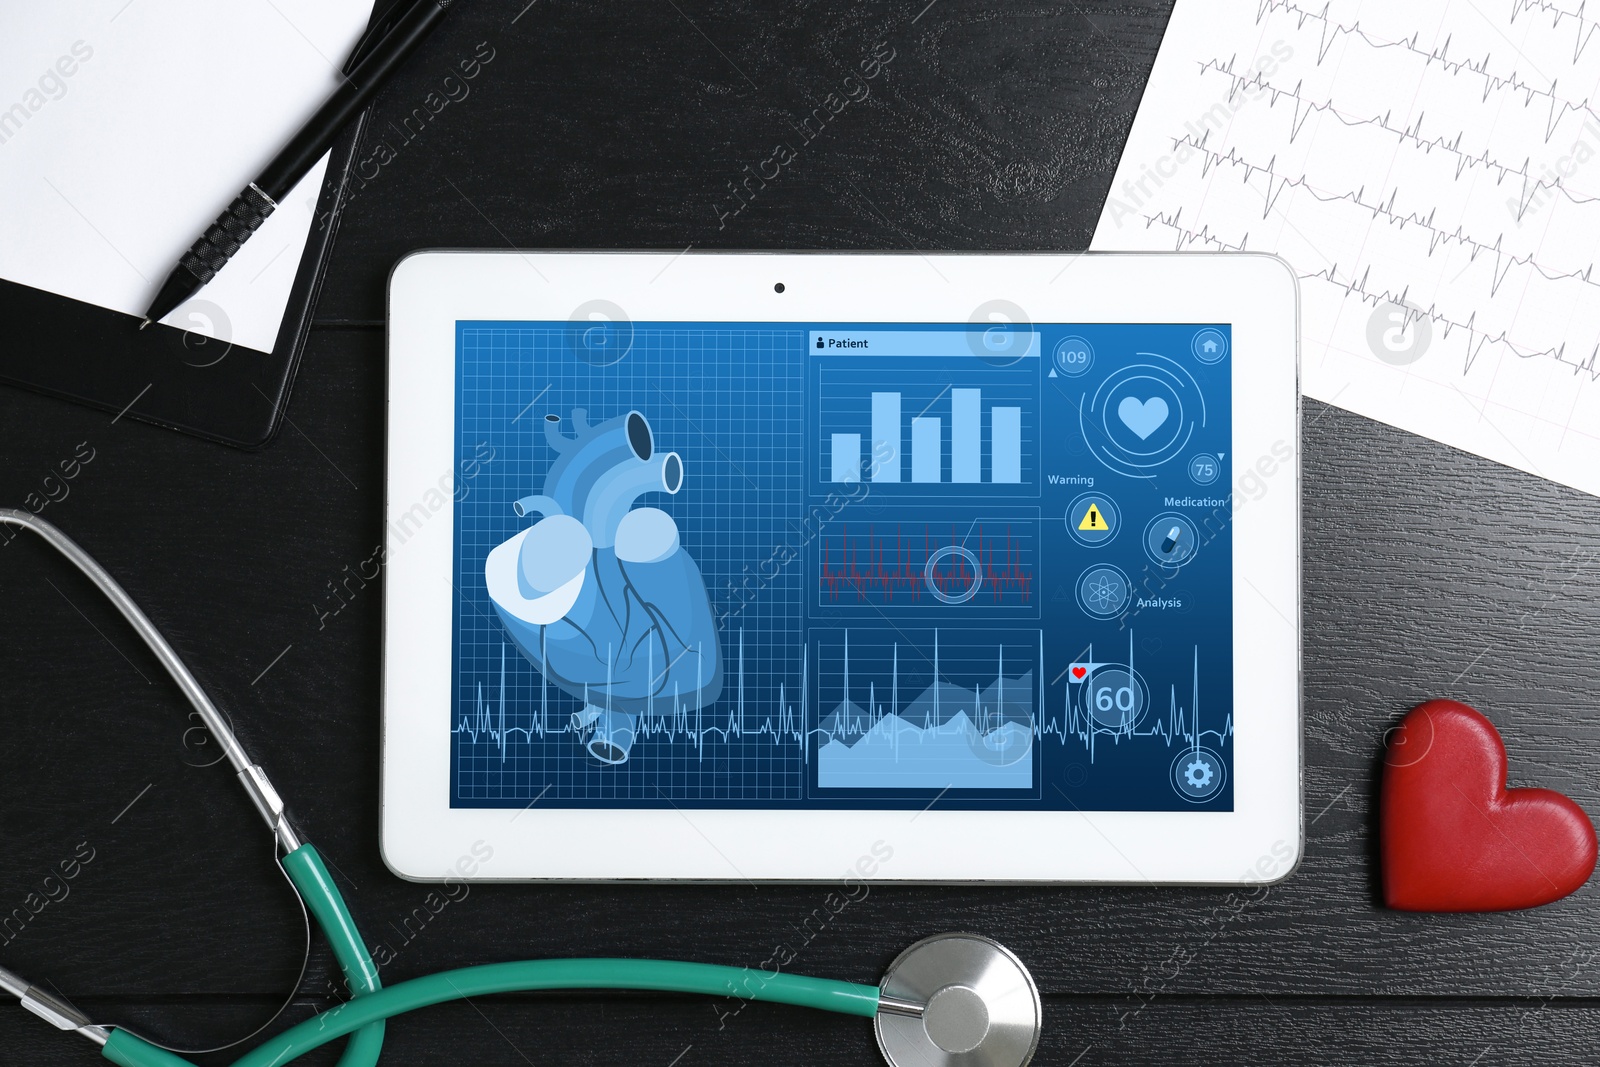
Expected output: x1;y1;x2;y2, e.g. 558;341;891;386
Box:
1085;574;1122;611
1076;565;1130;617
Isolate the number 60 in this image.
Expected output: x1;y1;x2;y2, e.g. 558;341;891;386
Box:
1094;686;1136;714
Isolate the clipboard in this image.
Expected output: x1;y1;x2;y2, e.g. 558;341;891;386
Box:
0;1;387;450
0;116;366;450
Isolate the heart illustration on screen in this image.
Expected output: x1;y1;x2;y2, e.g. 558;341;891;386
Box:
1117;396;1169;440
1071;666;1087;679
483;410;723;768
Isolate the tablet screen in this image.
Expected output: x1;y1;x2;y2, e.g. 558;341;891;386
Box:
445;320;1237;812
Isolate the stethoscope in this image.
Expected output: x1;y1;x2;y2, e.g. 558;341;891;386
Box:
0;509;1042;1067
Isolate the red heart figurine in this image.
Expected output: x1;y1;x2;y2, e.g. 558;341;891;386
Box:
1382;699;1597;911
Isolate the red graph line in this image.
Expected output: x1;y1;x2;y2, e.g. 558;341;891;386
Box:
819;524;1033;603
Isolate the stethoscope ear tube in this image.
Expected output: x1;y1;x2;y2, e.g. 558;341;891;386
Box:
0;511;301;851
226;959;881;1067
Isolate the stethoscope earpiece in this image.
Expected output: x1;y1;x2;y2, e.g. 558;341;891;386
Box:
875;933;1040;1067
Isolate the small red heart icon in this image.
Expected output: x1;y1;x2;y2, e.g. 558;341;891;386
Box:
1071;666;1087;679
1382;700;1597;911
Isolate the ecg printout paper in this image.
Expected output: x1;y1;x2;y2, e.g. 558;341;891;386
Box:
1090;0;1600;496
0;1;371;352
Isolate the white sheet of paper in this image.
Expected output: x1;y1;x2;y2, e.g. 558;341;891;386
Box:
0;0;371;353
1090;0;1600;496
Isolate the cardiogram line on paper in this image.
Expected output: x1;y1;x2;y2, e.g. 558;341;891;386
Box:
1092;0;1600;494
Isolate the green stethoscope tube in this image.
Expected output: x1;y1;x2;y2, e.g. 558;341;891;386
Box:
98;845;388;1067
279;845;385;1067
99;842;879;1067
228;960;879;1067
100;959;880;1067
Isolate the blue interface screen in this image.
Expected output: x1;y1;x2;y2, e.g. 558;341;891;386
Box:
449;321;1234;811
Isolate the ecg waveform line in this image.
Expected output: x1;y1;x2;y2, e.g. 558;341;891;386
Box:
817;630;1036;742
1048;637;1233;763
1141;206;1600;378
817;523;1033;604
1173;133;1600;298
1141;210;1250;253
1194;56;1600;206
1257;0;1600;139
1504;171;1600;222
453;630;1229;765
1302;262;1600;378
453;633;810;760
1507;0;1600;63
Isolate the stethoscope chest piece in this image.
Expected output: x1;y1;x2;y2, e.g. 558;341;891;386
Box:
875;933;1041;1067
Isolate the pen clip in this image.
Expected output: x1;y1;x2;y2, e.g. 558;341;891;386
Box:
342;0;424;77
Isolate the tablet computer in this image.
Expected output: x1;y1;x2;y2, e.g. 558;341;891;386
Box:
382;251;1300;883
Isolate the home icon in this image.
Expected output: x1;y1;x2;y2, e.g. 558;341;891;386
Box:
1191;329;1227;362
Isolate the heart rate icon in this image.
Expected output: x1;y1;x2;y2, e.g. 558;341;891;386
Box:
1066;661;1096;684
1116;396;1170;440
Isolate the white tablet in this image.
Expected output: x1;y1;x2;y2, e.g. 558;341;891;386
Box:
382;252;1300;883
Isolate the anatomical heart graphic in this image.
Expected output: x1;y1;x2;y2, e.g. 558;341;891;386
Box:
484;409;723;764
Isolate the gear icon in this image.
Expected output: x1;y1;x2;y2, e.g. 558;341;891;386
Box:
1171;746;1226;802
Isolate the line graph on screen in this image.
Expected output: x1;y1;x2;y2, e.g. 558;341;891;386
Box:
452;629;1231;779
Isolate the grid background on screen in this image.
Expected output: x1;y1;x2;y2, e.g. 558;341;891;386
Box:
444;320;1237;813
451;324;807;806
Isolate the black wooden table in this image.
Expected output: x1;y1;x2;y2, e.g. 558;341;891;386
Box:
4;2;1600;1064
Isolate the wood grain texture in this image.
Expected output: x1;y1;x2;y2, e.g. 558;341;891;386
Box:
11;995;1600;1067
313;0;1175;322
4;0;1600;1063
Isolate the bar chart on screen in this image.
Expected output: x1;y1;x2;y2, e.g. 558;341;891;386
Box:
810;331;1041;495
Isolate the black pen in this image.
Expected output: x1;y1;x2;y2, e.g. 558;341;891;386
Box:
141;0;454;328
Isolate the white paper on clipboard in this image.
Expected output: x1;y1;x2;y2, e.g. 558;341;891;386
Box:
0;0;372;353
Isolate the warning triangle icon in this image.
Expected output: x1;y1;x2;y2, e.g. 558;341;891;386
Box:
1078;503;1109;531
